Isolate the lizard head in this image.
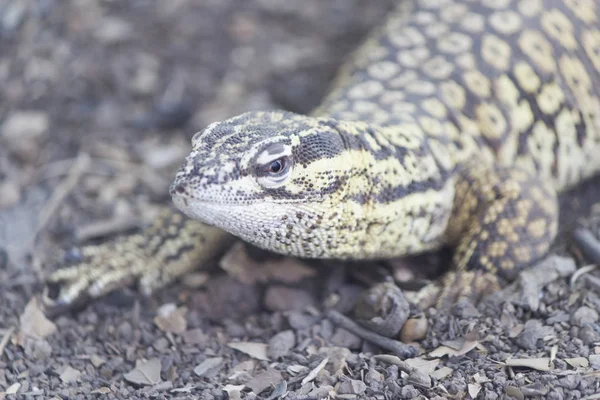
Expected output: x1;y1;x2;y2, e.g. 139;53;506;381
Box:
170;110;355;258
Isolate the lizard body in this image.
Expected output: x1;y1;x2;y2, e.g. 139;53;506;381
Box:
47;0;600;307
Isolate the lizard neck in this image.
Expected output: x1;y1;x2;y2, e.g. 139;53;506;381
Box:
311;117;458;258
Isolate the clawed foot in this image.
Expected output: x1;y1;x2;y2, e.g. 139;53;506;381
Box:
42;210;233;315
43;236;160;313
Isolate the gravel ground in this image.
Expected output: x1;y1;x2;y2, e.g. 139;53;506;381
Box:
2;1;600;399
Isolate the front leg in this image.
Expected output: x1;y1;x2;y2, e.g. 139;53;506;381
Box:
432;164;559;307
44;207;234;312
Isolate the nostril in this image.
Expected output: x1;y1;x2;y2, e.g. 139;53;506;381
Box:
171;183;187;195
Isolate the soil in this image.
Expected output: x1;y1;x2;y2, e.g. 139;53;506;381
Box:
2;1;600;399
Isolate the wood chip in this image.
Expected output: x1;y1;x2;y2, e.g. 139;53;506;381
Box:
505;357;552;372
228;342;269;361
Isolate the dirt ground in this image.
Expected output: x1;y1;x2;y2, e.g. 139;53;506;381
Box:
3;1;600;399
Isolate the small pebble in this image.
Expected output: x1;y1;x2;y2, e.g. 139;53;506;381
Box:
264;286;316;312
400;317;428;343
589;354;600;370
330;328;362;349
0;181;20;208
578;325;600;345
267;330;295;359
571;306;599;327
337;379;367;395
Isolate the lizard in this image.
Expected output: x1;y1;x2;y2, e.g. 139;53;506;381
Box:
44;0;600;311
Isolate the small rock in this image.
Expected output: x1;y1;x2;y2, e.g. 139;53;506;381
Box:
337;379;367;395
330;328;362;349
153;337;170;352
267;330;295;360
407;369;432;389
400;384;419;399
94;17;132;43
515;319;551;350
264;286;316;312
245;369;283;395
589;354;600;370
1;111;49;161
571;306;599;327
2;111;48;139
354;281;410;338
193;357;223;378
557;374;580;390
365;368;384;391
0;181;20;208
181;329;208;346
59;366;81;383
578;325;600;345
287;311;318;330
400;317;428;343
117;321;133;342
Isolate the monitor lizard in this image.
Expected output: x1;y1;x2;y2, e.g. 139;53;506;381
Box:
45;0;600;311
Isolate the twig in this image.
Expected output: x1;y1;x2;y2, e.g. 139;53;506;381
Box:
573;228;600;264
35;152;91;238
76;215;142;242
325;310;417;359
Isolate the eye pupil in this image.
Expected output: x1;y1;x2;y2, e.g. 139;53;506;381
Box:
270;159;283;174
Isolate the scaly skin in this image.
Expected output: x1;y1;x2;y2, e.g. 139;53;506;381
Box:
46;0;600;309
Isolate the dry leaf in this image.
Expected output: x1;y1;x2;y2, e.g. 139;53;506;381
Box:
430;366;454;380
18;298;56;341
228;342;269;361
565;357;589;369
154;303;187;334
468;383;481;398
405;358;440;375
429;340;479;358
90;355;106;368
59;366;81;383
124;358;162;386
223;384;245;399
5;383;20;395
170;384;196;393
194;357;224;378
505;357;552;372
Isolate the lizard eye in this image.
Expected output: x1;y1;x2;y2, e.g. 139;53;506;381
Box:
268;157;289;175
255;144;293;188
